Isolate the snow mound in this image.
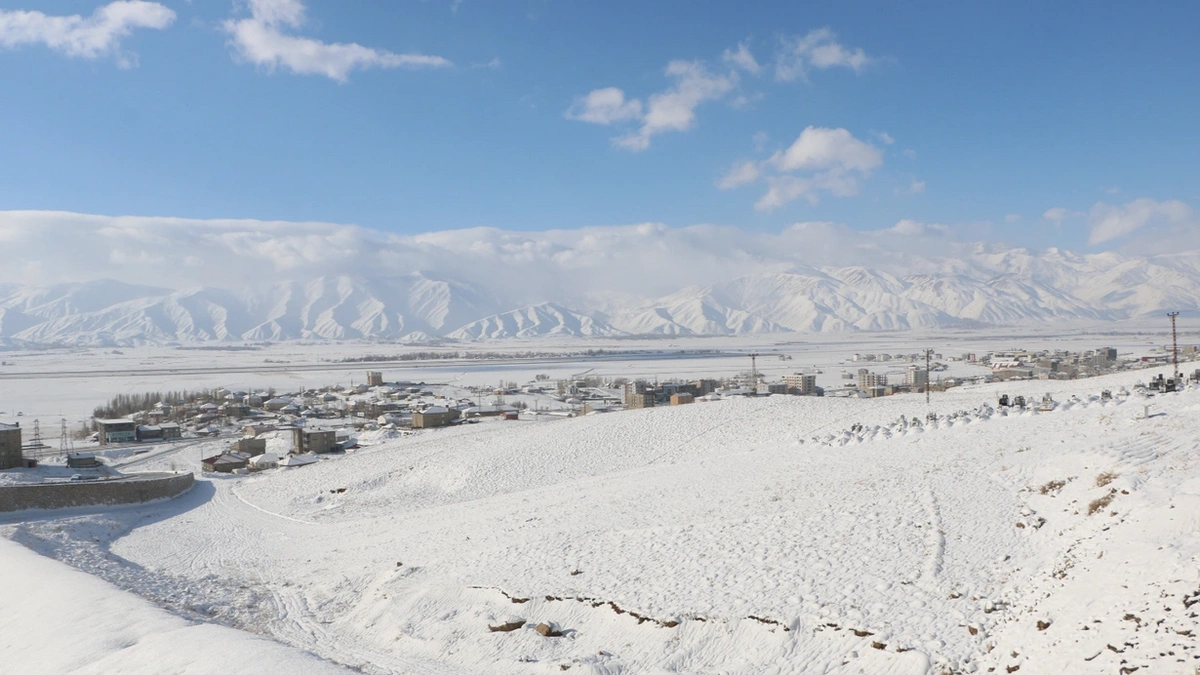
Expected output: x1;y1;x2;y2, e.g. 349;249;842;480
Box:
0;538;353;674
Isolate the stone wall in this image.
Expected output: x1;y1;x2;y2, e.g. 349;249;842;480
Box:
0;472;194;513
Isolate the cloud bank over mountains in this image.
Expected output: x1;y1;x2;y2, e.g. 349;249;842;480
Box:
2;208;1200;345
0;210;999;297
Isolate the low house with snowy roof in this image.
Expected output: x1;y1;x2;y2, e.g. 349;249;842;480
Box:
242;423;276;437
201;453;249;473
66;452;101;468
136;425;164;441
249;453;279;470
279;452;318;467
412;406;458;429
461;404;518;418
263;397;293;412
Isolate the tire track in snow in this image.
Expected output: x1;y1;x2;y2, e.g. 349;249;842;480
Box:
229;483;320;526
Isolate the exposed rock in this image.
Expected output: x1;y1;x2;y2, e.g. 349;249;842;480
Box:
488;616;525;633
535;622;563;637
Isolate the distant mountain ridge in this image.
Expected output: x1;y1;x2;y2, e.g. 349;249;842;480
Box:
2;248;1199;345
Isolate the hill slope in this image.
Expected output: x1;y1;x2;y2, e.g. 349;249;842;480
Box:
3;247;1200;344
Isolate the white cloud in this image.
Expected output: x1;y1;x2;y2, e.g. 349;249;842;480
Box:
752;131;768;151
729;91;764;110
722;42;760;74
1004;214;1022;224
894;178;925;196
614;60;735;152
568;47;743;151
775;28;873;82
755;175;816;210
1042;206;1080;225
769;126;883;173
717;160;761;189
724;127;883;210
889;219;949;236
873;131;895;145
0;211;986;301
1087;198;1193;245
0;1;175;66
565;87;643;125
753;168;866;211
223;0;451;83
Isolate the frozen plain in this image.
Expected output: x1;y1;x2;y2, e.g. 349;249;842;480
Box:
1;342;1198;673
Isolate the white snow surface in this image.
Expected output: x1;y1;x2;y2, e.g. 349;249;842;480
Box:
0;536;353;674
3;366;1200;673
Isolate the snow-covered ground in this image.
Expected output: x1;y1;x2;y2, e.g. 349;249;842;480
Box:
3;361;1199;673
0;535;354;674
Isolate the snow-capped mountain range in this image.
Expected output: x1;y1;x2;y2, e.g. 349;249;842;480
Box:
2;247;1199;345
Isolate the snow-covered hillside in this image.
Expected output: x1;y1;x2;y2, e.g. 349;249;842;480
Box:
448;303;626;339
0;537;355;675
3;246;1200;344
4;368;1199;673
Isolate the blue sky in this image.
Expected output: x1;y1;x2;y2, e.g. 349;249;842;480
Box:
1;0;1197;252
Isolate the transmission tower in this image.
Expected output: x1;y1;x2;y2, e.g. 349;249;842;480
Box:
59;418;72;455
1168;311;1180;380
31;419;41;448
749;352;760;393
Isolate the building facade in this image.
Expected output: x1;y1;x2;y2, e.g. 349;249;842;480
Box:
904;367;929;389
96;419;137;445
412;407;459;429
292;428;338;454
624;383;655;409
0;423;22;470
856;372;887;390
783;373;818;395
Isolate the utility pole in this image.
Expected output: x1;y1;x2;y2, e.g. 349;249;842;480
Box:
1168;311;1180;380
925;349;933;408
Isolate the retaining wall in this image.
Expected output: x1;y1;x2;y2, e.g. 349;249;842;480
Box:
0;472;194;513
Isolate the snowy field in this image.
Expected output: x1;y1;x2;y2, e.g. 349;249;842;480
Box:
2;353;1199;673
